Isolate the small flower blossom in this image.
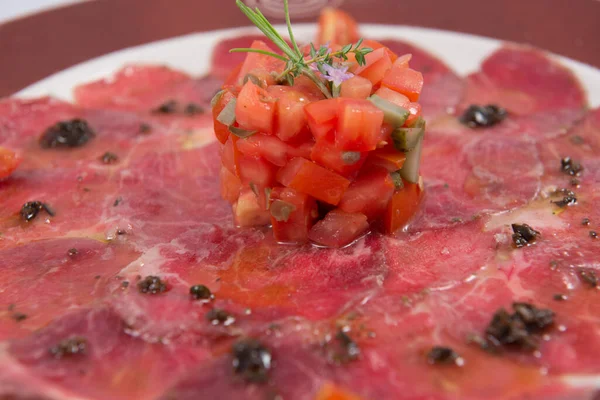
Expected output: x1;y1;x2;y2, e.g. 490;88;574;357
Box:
320;64;353;87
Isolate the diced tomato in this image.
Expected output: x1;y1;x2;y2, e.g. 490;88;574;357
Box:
405;102;422;126
366;145;407;172
288;140;315;159
315;383;363;400
238;155;277;188
269;187;318;244
233;189;271;228
212;90;236;144
235;81;276;134
340;76;373;99
224;62;244;88
308;209;369;248
384;180;424;234
381;66;424;102
354;48;393;86
310;138;366;178
338;166;395;219
0;147;20;180
336;99;384;151
277;157;350;205
374;87;410;108
236;40;285;86
219;166;242;204
393;53;412;69
357;39;398;63
292;75;326;102
236;134;289;166
305;98;339;141
267;86;310;142
221;136;241;176
316;8;359;46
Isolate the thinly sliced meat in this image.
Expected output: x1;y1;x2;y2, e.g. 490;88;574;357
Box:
380;39;465;121
2;307;209;400
210;35;265;80
74;65;222;114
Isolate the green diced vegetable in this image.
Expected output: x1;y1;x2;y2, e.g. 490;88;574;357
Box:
229;126;257;138
400;135;423;184
368;95;409;127
270;200;297;222
217;98;237;126
391;117;425;152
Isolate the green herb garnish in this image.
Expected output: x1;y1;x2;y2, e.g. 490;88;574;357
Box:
230;0;372;98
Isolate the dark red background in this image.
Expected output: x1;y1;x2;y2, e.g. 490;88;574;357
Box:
0;0;598;97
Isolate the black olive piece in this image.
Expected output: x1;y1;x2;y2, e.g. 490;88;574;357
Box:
326;330;360;364
20;201;54;222
512;302;554;332
139;123;152;134
571;178;581;187
121;281;130;288
152;100;178;114
68;248;78;256
427;346;461;365
459;104;507;128
49;336;88;358
561;157;584;177
553;294;568;301
582;218;591;226
590;231;598;239
206;309;235;326
190;284;213;301
40;119;95;148
100;152;118;164
12;313;27;322
184;103;204;116
137;276;168;295
579;270;598;288
511;224;540;248
232;338;272;383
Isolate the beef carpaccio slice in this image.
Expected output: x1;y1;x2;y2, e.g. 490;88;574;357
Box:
0;37;599;400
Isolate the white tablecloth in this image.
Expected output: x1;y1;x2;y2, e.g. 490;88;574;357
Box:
1;0;84;25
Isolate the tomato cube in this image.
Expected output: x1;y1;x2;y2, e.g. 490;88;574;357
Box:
405;102;422;126
381;66;424;102
0;147;19;180
340;76;373;99
354;48;393;86
287;140;315;159
235;81;276;134
238;155;277;188
374;87;410;108
212;90;236;144
269;187;318;244
267;86;310;142
308;209;369;248
276;157;350;205
292;75;326;102
220;166;242;204
305;98;339;141
221;136;241;177
336;99;384;151
338;166;395;219
310;138;366;178
236;133;289;166
384;181;424;234
233;189;271;228
317;8;359;46
237;40;285;86
393;54;412;69
366;145;407;172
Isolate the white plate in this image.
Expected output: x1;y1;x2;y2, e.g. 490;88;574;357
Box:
17;24;600;107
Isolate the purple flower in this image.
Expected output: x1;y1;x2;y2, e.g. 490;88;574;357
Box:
320;64;353;87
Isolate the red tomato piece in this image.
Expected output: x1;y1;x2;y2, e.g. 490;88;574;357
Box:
236;40;285;86
336;99;384;151
393;54;412;69
374;87;410;108
221;136;241;177
276;157;350;205
308;209;369;248
366;145;407;172
269;187;318;244
236;134;289;167
316;8;359;46
292;75;326;101
235;81;276;134
340;76;373;99
354;48;393;86
267;86;311;142
219;166;242;204
358;39;399;63
0;147;19;180
405;102;422;126
338;166;395;220
310;138;366;178
238;155;277;188
212;90;236;144
233;189;271;228
384;180;424;234
381;66;424;102
223;62;244;88
305;98;339;141
288;140;315;159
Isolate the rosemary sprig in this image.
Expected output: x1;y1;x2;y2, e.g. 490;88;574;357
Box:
230;0;373;98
